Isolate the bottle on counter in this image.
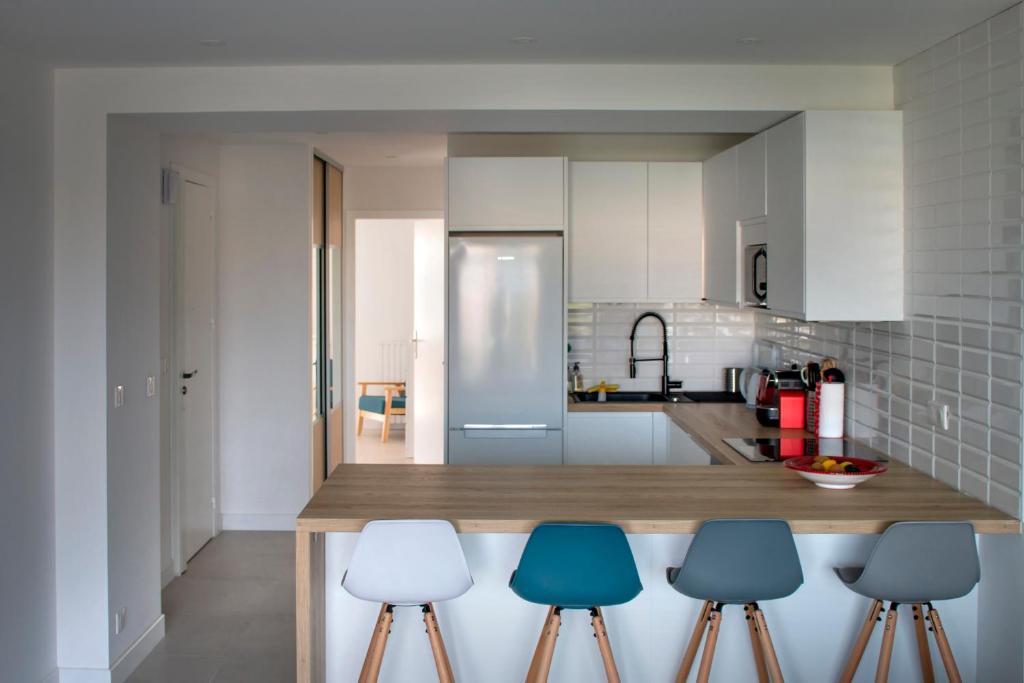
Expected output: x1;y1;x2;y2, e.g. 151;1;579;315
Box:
570;362;585;393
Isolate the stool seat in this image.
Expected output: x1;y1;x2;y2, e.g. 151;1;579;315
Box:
342;519;473;605
509;522;642;609
668;519;803;604
834;521;979;604
358;394;407;413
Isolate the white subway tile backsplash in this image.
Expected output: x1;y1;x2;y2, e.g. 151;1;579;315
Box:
568;302;755;392
753;3;1024;518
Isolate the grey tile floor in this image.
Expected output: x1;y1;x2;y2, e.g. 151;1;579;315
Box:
126;531;296;683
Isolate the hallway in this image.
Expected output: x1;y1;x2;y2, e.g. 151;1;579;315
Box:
127;532;295;683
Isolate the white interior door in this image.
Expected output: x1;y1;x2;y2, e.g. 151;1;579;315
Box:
177;173;217;562
411;219;445;463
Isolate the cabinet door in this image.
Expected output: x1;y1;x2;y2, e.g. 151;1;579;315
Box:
666;420;712;465
569;162;647;300
566;412;654;465
736;133;768;220
447;157;565;229
648;162;702;301
701;148;739;305
766;115;806;318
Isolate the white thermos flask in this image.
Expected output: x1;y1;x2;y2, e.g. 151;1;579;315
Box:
817;382;845;438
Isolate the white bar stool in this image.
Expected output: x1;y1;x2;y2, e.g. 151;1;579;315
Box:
342;519;474;683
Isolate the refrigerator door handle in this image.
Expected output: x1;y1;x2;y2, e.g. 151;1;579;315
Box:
461;423;550;430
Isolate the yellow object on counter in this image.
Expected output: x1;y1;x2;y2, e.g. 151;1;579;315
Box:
586;381;619;393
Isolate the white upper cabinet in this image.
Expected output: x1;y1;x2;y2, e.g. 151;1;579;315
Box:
648;163;703;301
570;161;703;302
766;112;903;321
569;162;648;300
736;133;767;220
701;147;739;306
447;157;566;230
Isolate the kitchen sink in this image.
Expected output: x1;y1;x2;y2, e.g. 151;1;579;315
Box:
571;391;691;403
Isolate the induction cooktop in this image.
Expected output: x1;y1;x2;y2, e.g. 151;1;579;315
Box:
722;437;889;463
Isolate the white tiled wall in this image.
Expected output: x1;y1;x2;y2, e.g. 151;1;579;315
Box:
758;3;1024;517
568;302;756;392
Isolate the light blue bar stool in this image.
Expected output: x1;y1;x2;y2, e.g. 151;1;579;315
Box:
509;523;643;683
835;521;979;683
667;519;804;683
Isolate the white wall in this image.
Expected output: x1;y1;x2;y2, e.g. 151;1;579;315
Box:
354;219;414;401
159;135;221;582
344;165;444;211
217;144;313;530
0;52;56;683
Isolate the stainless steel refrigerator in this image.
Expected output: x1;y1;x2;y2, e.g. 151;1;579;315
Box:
447;232;564;465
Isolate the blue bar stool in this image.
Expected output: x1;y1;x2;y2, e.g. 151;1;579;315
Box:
342;520;474;683
667;519;803;683
835;521;979;683
509;523;643;683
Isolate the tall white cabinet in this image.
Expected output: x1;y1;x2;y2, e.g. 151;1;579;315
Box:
569;161;703;302
701;147;739;305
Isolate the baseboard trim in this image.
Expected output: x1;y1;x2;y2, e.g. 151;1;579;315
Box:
220;512;296;531
110;614;165;683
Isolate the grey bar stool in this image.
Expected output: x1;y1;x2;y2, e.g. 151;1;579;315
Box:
667;519;803;683
836;521;979;683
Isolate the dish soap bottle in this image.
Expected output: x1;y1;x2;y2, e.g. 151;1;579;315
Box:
571;362;585;393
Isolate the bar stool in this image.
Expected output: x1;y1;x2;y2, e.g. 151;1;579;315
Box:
342;519;474;683
667;519;803;683
509;523;643;683
835;521;979;683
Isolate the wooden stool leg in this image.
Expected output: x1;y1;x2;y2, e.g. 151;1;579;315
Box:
590;607;622;683
526;606;561;683
751;605;785;683
695;604;723;683
357;413;365;435
926;605;962;683
359;603;394;683
912;604;935;683
874;602;899;683
675;600;712;683
839;599;883;683
423;604;455;683
745;604;770;683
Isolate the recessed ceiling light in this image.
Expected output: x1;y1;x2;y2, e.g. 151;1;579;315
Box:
511;36;536;45
199;39;226;47
737;37;762;45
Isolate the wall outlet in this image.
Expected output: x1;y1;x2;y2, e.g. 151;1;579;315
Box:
114;607;127;635
114;385;124;408
928;401;950;431
147;375;156;397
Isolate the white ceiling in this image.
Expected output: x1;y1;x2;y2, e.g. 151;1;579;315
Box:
219;132;448;166
1;0;1012;67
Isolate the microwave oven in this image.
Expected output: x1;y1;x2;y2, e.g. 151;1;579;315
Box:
744;243;767;307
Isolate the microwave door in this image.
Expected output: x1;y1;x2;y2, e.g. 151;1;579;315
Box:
753;246;767;304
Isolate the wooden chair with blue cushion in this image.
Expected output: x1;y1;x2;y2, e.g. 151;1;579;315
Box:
356;381;407;442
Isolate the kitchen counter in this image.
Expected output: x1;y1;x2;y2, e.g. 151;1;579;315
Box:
569;399;847;465
297;463;1017;682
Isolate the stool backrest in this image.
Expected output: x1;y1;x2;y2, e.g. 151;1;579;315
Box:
853;521;979;602
511;523;643;608
344;519;473;604
672;519;803;603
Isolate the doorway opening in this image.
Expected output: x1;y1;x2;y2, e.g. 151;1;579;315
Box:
352;215;445;464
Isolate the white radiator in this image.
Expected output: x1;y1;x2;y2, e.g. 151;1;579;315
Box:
377;340;410;383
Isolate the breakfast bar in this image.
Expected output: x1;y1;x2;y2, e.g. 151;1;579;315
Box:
296;462;1017;682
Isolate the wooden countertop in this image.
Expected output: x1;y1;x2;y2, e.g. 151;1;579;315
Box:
569;400;832;465
298;463;1019;535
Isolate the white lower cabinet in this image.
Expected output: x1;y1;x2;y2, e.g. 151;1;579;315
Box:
567;412;711;465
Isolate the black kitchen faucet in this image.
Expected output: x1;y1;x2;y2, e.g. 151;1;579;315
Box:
628;311;682;397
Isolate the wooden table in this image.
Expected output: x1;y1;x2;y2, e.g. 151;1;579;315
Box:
295;461;1018;681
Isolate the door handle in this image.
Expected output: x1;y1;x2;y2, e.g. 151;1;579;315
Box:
182;369;199;379
411;331;421;359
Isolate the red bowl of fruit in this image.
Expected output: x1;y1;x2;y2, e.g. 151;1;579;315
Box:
784;456;887;490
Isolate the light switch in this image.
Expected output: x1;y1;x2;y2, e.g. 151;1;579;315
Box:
114;385;124;408
146;376;156;397
928;401;950;431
